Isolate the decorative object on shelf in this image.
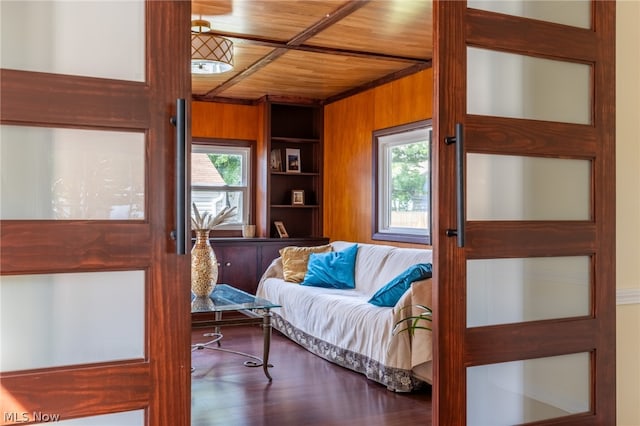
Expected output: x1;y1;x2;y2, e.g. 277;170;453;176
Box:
274;220;289;238
191;203;237;297
285;148;301;173
191;19;234;74
291;189;305;205
270;149;282;171
242;224;256;238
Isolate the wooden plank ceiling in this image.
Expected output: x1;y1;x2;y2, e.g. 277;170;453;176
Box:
191;0;433;104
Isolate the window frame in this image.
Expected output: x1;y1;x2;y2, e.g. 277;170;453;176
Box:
372;119;432;245
191;138;255;236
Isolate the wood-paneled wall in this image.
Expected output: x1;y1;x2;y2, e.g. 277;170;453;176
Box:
191;69;433;247
192;101;259;140
323;68;433;248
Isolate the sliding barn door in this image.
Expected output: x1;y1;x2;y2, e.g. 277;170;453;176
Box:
0;1;191;425
433;1;615;424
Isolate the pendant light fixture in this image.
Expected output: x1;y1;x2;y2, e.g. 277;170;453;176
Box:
191;19;233;74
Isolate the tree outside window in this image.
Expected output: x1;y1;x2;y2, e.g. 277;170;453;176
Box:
373;120;432;244
191;144;251;229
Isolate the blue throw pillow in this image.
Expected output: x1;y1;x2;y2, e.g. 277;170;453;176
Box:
301;244;359;289
368;263;432;307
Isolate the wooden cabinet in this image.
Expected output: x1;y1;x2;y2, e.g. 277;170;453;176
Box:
265;101;323;238
213;244;259;295
209;237;329;294
192;237;329;328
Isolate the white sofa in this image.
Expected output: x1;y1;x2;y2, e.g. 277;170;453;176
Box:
256;241;433;391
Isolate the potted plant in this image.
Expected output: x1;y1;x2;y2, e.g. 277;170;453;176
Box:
394;304;432;336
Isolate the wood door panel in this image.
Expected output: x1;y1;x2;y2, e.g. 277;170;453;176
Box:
0;70;149;129
465;320;596;366
434;1;615;424
0;2;192;425
0;223;152;273
0;362;150;420
465;8;598;62
145;2;192;425
464;221;596;258
465;115;598;158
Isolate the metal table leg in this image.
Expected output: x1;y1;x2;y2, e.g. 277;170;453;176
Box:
191;308;274;381
262;309;273;381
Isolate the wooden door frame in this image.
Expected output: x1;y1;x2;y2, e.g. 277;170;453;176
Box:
0;2;192;425
147;2;192;425
431;1;617;424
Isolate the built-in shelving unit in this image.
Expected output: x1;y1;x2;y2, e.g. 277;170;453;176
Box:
265;101;323;238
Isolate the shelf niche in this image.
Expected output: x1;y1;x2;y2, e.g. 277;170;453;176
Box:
261;100;323;239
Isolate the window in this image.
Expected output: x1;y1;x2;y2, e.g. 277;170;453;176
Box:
373;120;432;244
191;143;251;230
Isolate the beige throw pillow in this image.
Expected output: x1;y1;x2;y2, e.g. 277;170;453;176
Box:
280;244;332;283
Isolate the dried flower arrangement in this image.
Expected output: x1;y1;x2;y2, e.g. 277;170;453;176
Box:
191;202;237;231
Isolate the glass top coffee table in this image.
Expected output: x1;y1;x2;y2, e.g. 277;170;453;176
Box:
191;284;281;381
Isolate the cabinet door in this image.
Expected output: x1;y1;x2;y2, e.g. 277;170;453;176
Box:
216;245;259;294
260;244;285;274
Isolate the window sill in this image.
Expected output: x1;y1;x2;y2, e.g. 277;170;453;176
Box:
372;232;430;245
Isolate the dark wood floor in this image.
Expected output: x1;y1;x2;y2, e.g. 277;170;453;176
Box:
191;325;432;426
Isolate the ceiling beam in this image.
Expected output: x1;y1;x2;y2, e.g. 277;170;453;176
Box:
203;32;430;64
200;0;372;99
195;62;433;105
287;0;371;46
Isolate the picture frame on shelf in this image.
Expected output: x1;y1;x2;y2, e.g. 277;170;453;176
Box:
291;189;305;206
274;221;289;238
285;148;301;173
270;149;282;171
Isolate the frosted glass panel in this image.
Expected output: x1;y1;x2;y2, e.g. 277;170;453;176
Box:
468;353;590;425
0;271;145;372
467;154;590;220
12;410;144;426
0;0;144;81
467;48;591;124
468;0;591;29
467;257;590;327
0;125;145;220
